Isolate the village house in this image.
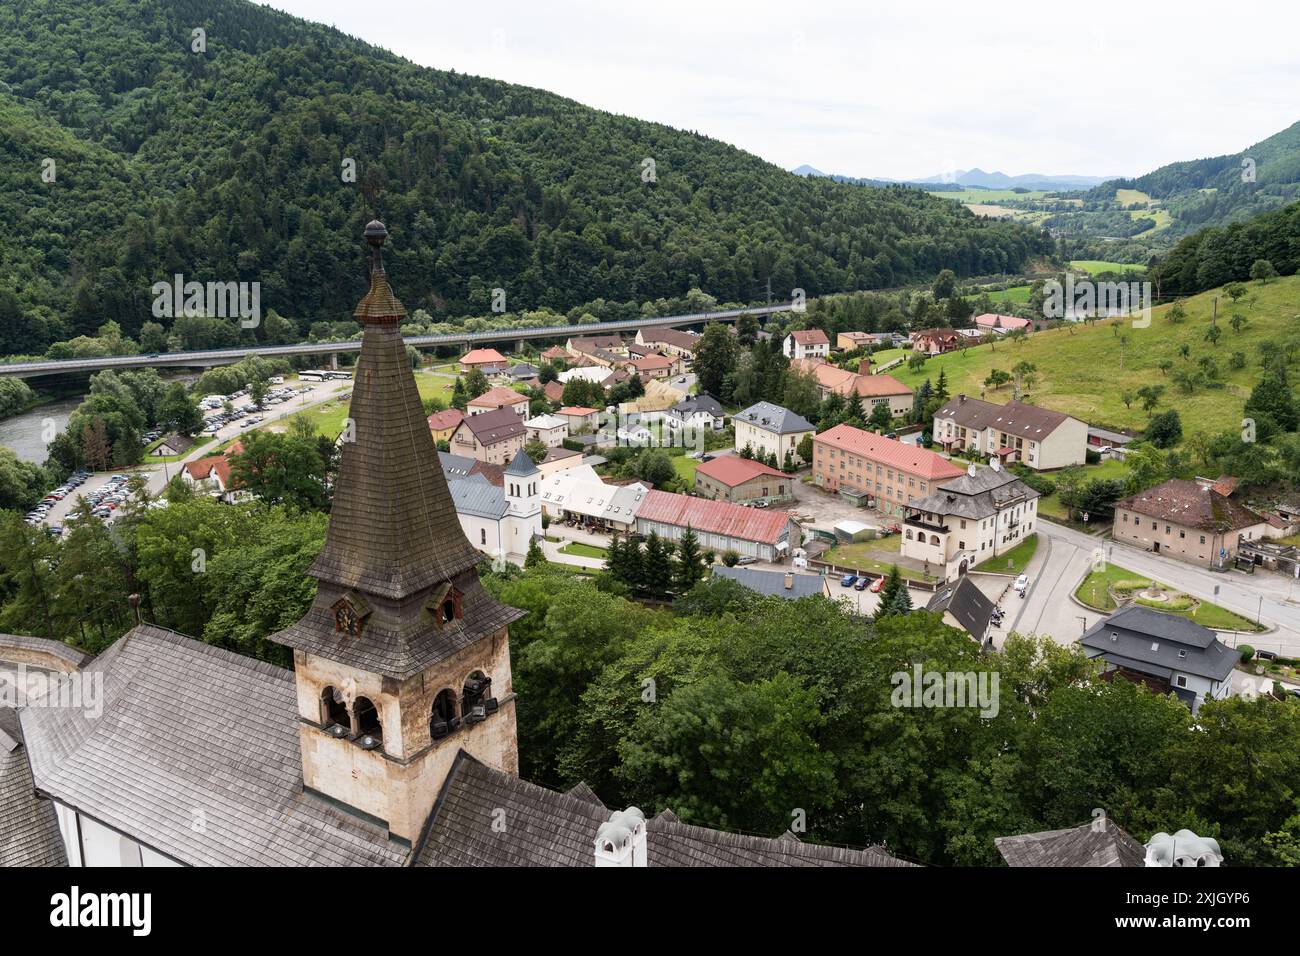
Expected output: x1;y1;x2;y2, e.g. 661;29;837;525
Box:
467;385;530;418
458;347;508;375
540;345;571;364
427;408;465;443
636;490;800;562
557;365;614;387
620;352;678;381
733;401;816;466
664;393;726;431
524;413;569;447
1078;606;1239;713
792;358;914;418
694;455;792;503
566;335;627;362
634;327;698;362
783;328;830;361
1112;477;1268;568
973;312;1033;334
812;423;966;516
504;362;540;383
535;446;585;478
555;405;602;435
155;432;197;457
933;395;1087;470
900;461;1039;579
450;405;527;464
181;440;248;504
836;330;876;351
910;328;961;355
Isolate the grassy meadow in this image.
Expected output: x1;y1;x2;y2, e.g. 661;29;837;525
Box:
891;274;1300;437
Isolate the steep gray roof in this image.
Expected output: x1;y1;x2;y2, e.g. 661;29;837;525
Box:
908;466;1038;520
18;626;408;867
414;752;916;867
671;394;725;418
996;821;1146;867
505;448;540;477
927;576;995;642
0;634;92;670
438;451;476;480
734;401;814;435
449;474;507;520
712;566;824;600
0;707;67;867
1078;606;1239;682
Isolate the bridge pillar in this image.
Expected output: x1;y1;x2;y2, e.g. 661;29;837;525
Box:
330;352;339;370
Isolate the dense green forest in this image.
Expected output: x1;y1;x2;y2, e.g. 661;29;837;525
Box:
1150;200;1299;297
0;0;1050;357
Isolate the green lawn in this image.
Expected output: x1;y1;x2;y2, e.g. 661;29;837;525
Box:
670;452;699;484
988;534;1038;575
1074;562;1263;631
1068;260;1145;276
890;274;1300;439
558;542;609;560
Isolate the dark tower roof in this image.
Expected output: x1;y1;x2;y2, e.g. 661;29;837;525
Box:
271;223;523;680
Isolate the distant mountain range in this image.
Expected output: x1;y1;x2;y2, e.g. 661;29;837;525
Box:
792;164;1117;192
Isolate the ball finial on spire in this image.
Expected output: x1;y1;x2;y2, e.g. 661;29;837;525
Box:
364;220;388;271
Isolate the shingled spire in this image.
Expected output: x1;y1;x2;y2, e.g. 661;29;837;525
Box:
271;221;522;681
309;220;482;596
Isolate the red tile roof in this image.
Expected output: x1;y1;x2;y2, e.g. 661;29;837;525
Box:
543;380;565;402
637;490;794;545
468;386;528;408
1116;478;1263;531
790;329;829;346
557;406;599;416
814;424;967;481
696;455;788;488
427;408;465;432
974;313;1032;330
625;353;674;371
460;348;507;366
792;359;912;398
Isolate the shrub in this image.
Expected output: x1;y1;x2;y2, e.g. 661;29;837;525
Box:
722;549;740;567
1238;644;1256;661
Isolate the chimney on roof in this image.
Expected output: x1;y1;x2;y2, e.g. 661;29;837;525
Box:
594;807;647;867
858;359;871;375
784;572;794;590
958;394;966;404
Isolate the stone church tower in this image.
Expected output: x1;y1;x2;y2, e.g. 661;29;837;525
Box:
271;221;522;844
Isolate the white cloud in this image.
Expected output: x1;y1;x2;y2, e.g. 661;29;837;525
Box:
259;0;1299;180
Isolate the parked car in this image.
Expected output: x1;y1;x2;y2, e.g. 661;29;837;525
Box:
840;574;857;588
854;577;869;591
869;575;886;593
1014;574;1029;594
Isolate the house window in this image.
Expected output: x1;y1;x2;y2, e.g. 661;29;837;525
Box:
1200;536;1206;544
1175;675;1187;688
430;688;458;740
481;528;487;545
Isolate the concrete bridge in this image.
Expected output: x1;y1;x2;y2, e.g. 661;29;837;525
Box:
0;303;793;379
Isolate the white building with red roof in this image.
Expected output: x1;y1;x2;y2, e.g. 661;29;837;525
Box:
783;328;830;361
812;423;966;517
467;386;530;418
458;348;508;374
973;313;1033;334
181;440;248;504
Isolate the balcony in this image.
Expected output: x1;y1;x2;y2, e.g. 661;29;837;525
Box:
905;513;949;534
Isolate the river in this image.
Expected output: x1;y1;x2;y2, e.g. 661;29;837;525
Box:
0;397;82;464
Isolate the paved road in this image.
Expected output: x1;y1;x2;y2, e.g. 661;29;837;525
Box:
1010;520;1300;655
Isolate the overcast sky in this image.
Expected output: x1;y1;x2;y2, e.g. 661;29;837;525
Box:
260;0;1299;181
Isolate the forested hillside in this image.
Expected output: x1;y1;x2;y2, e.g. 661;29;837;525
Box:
0;0;1050;356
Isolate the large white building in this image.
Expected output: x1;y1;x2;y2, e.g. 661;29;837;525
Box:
932;395;1087;471
900;461;1040;580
